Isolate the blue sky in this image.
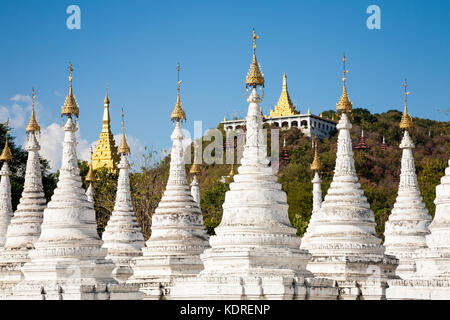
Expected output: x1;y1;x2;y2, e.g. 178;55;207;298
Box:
0;0;449;170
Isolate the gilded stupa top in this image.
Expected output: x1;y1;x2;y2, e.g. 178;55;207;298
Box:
229;163;237;177
310;141;321;171
104;86;110;105
245;29;264;88
61;63;80;118
85;147;96;182
269;73;299;117
0;131;13;162
190;139;201;175
118;108;131;154
336;55;353;113
190;163;201;175
26;88;40;132
171;63;186;122
399;79;413;130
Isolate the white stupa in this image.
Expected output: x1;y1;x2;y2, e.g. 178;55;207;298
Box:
304;56;398;299
384;87;432;279
128;67;210;299
0;135;13;247
190;176;200;205
101;110;145;282
0;91;47;292
9;65;141;300
171;31;338;300
85;149;95;204
388;157;450;299
189;149;201;206
301;141;323;250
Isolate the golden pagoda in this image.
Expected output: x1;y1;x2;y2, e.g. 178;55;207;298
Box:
399;79;413;130
269;73;299;117
92;88;120;172
336;54;353;114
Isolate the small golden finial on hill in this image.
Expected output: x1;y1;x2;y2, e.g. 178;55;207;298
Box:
399;79;413;130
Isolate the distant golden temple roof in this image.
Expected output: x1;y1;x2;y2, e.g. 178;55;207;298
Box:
269;73;299;117
92;88;120;172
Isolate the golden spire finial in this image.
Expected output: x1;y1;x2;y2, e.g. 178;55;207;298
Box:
400;79;413;130
245;29;265;89
307;107;311;115
0;131;13;162
26;87;41;132
310;141;321;171
118;108;131;154
69;63;73;91
252;28;259;52
342;54;349;84
61;63;79;118
104;83;110;105
171;63;187;123
336;53;352;113
229;163;237;177
85;146;96;182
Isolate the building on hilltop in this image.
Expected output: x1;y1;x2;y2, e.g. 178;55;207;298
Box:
221;73;337;139
92;88;120;173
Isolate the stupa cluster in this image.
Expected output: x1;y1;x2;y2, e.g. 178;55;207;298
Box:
0;31;448;300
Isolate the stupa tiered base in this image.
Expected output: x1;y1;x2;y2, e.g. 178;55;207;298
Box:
388;159;450;300
128;114;209;299
383;131;432;279
172;87;338;300
0;249;29;293
4;115;143;300
305;113;398;299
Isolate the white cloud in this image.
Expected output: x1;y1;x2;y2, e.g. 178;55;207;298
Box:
39;122;90;172
39;123;65;171
0;94;45;130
